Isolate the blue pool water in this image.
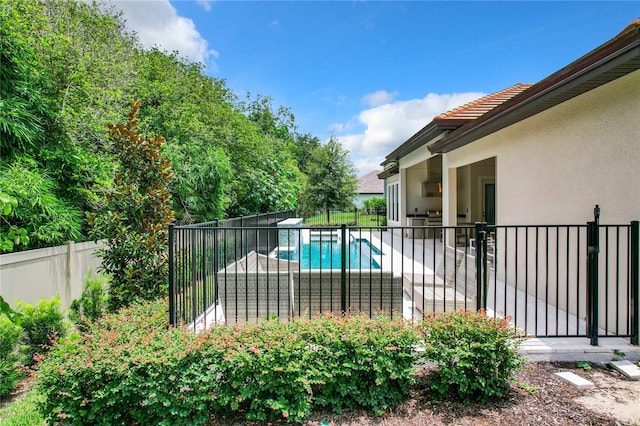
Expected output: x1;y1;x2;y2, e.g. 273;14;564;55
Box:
277;239;382;269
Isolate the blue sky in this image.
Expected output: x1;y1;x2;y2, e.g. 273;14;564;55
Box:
111;1;638;174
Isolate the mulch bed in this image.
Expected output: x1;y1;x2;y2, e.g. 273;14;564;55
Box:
213;362;625;425
2;361;631;425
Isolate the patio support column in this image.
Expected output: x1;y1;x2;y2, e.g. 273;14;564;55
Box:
442;158;455;226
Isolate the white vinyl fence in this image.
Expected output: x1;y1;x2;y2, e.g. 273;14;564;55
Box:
0;241;105;310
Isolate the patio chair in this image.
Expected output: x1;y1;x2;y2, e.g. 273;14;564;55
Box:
469;232;495;265
402;245;463;289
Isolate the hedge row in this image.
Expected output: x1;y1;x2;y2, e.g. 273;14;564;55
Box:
37;301;422;424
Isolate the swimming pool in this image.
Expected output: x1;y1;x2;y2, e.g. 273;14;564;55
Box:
276;238;382;269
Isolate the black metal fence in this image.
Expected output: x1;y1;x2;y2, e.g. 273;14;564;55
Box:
168;209;639;345
302;207;386;227
168;211;295;330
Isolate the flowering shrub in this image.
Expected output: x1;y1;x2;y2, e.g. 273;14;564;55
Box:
36;301;421;424
37;300;212;425
293;313;419;415
203;313;420;421
420;310;527;403
201;320;318;423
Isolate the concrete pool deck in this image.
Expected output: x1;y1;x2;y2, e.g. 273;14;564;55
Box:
369;228;640;362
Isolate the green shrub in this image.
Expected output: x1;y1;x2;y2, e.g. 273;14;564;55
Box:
204;320;317;423
420;310;527;403
69;272;109;332
17;297;68;366
37;299;213;426
36;301;421;424
0;313;25;397
0;314;23;361
294;313;420;415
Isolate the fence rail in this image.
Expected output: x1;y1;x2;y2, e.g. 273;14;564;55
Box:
169;210;639;345
302;207;386;227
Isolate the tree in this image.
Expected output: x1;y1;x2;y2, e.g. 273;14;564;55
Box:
292;133;321;175
133;48;235;222
0;158;83;252
88;101;175;311
301;136;358;211
166;143;231;224
0;0;320;242
0;0;131;250
0;6;46;157
223;98;304;217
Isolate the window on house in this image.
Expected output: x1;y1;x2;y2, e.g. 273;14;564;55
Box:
387;183;399;221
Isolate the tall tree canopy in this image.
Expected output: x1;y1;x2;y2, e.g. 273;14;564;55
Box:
0;0;358;253
302;137;358;211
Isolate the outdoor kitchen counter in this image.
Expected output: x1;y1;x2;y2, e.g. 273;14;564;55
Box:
406;214;442;238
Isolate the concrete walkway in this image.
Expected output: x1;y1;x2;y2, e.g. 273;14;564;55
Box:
519;337;640;363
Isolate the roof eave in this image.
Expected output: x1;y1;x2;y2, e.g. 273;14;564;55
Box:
377;163;399;179
430;29;640;154
381;122;454;165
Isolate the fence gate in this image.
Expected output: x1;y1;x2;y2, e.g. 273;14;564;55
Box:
473;206;639;345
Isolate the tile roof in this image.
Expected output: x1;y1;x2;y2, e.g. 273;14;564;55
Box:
433;83;532;126
358;170;384;194
381;83;533;165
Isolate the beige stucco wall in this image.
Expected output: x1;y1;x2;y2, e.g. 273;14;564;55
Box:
445;69;640;226
0;241;105;310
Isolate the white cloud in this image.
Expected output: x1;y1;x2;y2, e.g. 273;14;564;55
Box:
334;92;486;175
361;90;397;107
354;156;385;177
110;0;218;66
196;0;213;12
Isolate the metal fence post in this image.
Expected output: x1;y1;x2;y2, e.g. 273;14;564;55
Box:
213;219;220;305
475;222;487;311
630;220;639;345
341;224;347;313
190;227;197;328
168;224;175;327
587;205;600;346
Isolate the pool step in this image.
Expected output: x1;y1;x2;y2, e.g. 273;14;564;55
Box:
309;230;341;242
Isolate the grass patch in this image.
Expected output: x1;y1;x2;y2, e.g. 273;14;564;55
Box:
304;211;384;227
0;390;45;426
